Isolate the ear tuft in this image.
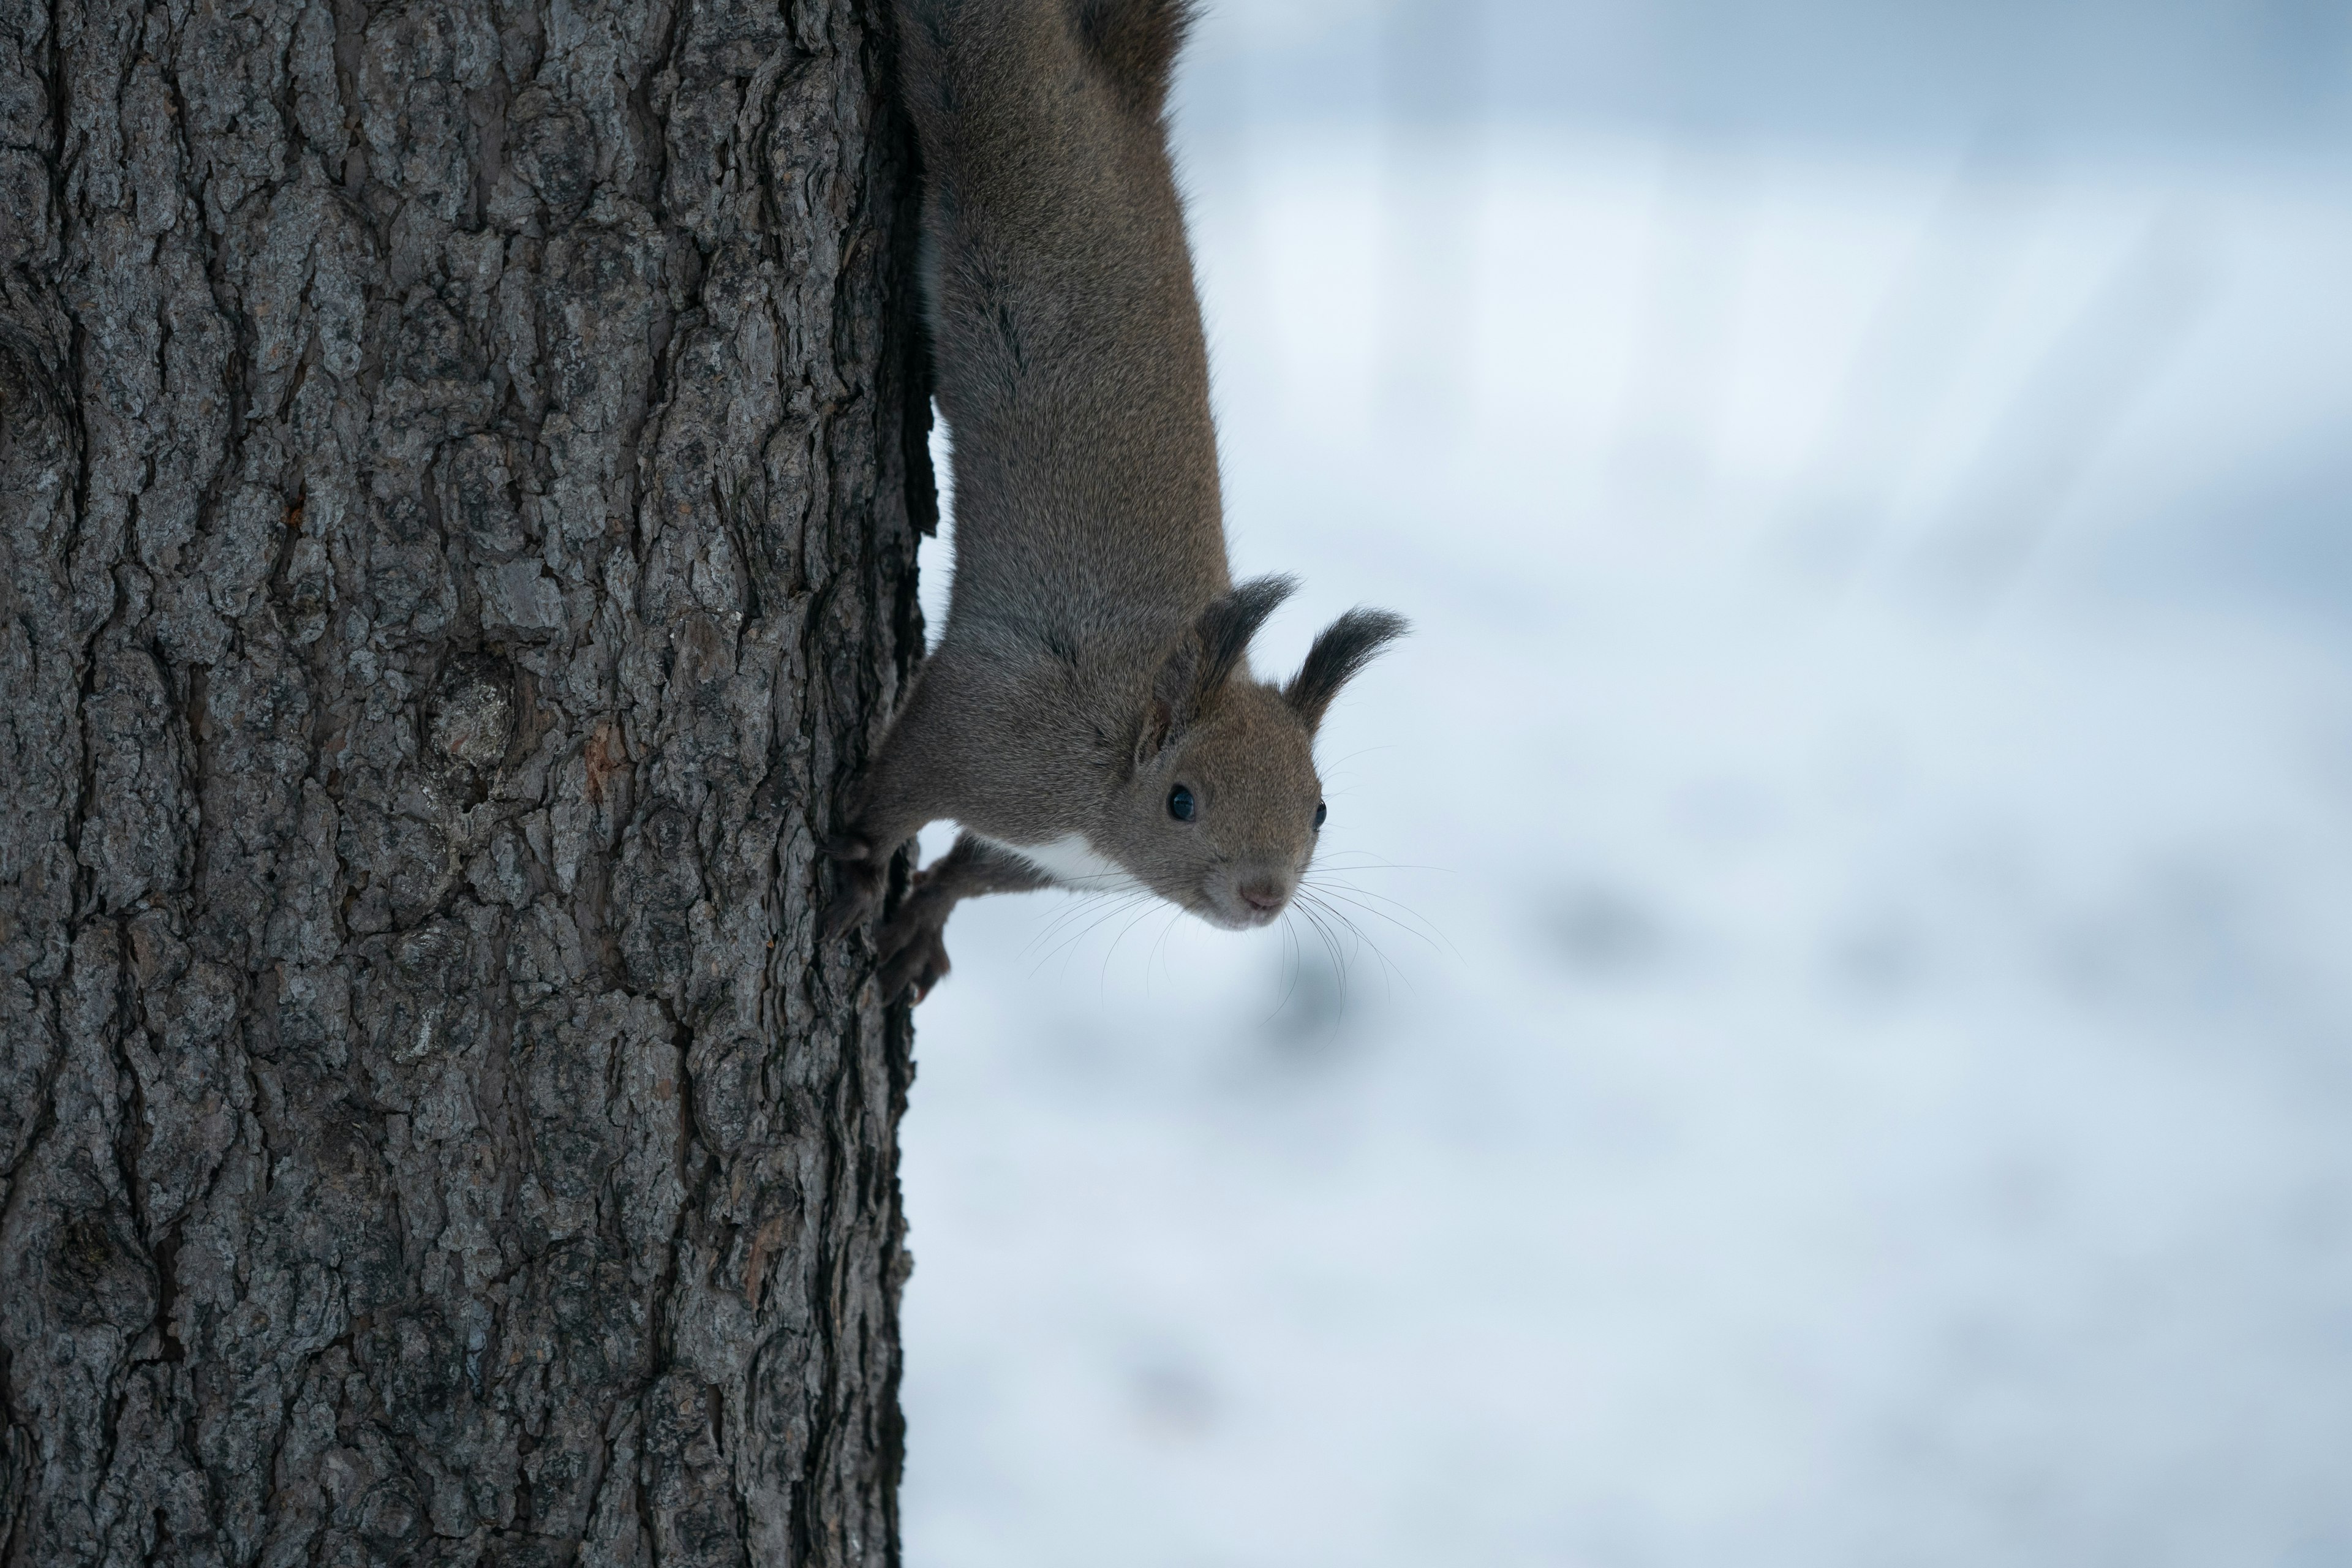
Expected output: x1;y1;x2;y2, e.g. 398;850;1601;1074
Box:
1194;575;1297;700
1284;608;1408;729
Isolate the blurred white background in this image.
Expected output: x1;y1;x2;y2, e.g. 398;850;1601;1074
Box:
898;2;2352;1563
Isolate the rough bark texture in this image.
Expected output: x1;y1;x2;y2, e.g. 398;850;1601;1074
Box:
0;0;932;1560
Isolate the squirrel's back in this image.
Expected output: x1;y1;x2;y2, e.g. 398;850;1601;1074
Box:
896;0;1226;652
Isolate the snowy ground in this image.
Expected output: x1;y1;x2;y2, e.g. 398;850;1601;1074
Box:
897;7;2352;1563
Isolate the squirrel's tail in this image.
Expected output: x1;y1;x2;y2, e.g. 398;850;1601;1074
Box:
1072;0;1198;120
895;0;1215;498
894;0;1195;142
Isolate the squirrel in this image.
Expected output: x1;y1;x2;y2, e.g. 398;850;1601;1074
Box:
826;0;1408;1003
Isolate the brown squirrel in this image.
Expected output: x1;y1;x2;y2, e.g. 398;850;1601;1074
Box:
826;0;1407;1001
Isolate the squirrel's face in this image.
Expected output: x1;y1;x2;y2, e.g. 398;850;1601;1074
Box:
1112;579;1409;931
1120;684;1325;929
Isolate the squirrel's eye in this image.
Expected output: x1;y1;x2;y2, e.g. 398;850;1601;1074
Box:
1313;800;1327;829
1168;785;1196;821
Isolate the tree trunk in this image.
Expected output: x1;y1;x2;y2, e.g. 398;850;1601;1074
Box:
0;0;931;1560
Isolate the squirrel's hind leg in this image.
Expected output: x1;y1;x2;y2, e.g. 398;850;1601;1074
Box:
821;666;971;938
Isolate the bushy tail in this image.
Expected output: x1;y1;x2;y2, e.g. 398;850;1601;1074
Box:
1072;0;1198;119
894;0;1196;140
892;0;1219;539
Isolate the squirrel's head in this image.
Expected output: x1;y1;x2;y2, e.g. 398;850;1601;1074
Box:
1110;576;1408;930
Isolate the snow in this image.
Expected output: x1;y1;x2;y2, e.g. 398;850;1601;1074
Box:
897;8;2352;1562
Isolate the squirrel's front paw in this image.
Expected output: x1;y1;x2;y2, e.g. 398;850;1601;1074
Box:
874;891;953;1004
821;833;886;939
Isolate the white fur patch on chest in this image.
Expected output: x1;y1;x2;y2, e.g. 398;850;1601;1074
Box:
981;832;1139;891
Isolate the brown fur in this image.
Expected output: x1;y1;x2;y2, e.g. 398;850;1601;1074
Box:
828;0;1407;1000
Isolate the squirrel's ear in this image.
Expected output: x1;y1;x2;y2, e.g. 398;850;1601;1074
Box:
1193;575;1296;700
1135;640;1193;765
1135;576;1297;766
1134;691;1179;766
1284;608;1408;730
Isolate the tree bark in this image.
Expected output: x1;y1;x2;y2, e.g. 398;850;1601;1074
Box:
0;0;930;1560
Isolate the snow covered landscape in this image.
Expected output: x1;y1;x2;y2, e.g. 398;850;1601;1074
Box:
897;4;2352;1562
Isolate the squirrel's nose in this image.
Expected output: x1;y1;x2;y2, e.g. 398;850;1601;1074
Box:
1238;880;1287;913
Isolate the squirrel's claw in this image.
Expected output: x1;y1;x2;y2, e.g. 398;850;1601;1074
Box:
821;834;887;940
876;925;951;1005
823;831;875;862
874;886;953;1004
